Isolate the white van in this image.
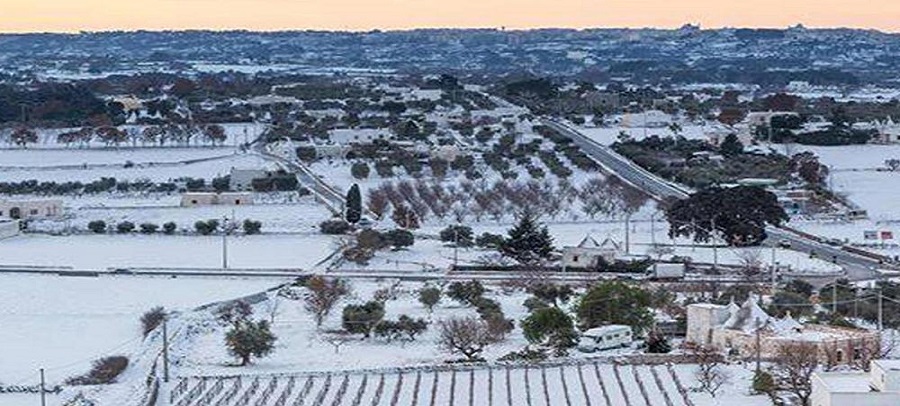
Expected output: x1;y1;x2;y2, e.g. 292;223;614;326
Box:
577;325;633;353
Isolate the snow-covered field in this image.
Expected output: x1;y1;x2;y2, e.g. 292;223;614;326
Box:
0;273;289;405
167;357;772;406
577;123;717;146
0;234;336;270
27;193;331;234
0;152;274;182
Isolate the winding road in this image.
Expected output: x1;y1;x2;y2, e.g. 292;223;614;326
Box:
542;118;895;282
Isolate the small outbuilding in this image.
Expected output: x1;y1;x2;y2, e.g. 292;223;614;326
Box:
562;235;623;269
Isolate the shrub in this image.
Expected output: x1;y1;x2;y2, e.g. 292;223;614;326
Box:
384;229;415;249
446;280;486;306
350;162;370;179
343;246;374;265
475;232;504;249
319;219;351;235
87;220;107;234
140;307;166;337
357;229;388;250
162;222;177;235
439;225;474;247
342;301;385;338
116;221;135;234
139;223;158;234
242;219;262;235
194;219;220;235
498;348;548;363
296;146;317;162
375;315;428;341
65;356;129;385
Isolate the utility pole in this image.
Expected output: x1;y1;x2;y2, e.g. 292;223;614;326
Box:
39;368;46;406
754;319;761;373
453;225;459;267
832;279;838;314
221;215;229;269
879;288;884;331
649;214;656;246
162;318;170;383
624;214;631;255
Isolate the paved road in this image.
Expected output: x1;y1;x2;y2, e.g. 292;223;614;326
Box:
542;118;893;282
253;140;347;216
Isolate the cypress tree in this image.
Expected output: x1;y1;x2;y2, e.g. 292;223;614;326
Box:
345;184;362;223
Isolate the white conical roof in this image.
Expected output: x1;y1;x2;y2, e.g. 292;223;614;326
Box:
723;295;772;333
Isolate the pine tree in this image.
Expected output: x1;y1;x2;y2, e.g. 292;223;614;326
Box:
500;211;554;265
345;184;362;224
719;133;743;157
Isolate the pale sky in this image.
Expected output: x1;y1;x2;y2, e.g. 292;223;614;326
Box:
1;0;899;33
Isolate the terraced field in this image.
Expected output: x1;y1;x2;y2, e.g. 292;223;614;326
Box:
168;361;695;406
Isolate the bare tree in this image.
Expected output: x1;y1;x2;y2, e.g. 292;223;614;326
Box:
264;294;281;324
437;316;500;361
322;329;355;354
771;341;819;406
734;247;764;280
215;300;253;329
692;345;730;398
302;276;351;329
366;189;390;220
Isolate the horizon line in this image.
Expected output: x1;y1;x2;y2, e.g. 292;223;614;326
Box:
1;23;897;36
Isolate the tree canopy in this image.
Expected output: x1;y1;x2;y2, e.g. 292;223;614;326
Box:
666;186;788;246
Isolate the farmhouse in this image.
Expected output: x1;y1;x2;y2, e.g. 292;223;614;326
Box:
812;360;900;406
687;297;879;365
562;235;623;269
181;192;253;207
0;199;63;220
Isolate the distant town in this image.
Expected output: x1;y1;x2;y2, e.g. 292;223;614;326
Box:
1;26;900;406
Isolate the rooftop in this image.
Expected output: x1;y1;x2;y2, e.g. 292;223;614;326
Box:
816;372;872;393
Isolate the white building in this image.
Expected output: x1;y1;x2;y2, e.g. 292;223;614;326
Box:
812;360;900;406
620;110;672;128
687;297;879;364
0;199;63;220
0;219;19;239
561;235;622;269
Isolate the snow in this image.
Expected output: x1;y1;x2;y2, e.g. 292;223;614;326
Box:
0;273;287;397
0;234;336;270
0;153;275;182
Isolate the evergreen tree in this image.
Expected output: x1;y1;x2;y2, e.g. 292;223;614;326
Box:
719;133;743;157
500;211;554;265
345;184;362;224
521;307;579;356
576;281;653;334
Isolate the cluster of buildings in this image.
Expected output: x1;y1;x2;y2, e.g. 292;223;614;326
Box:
687;297;880;366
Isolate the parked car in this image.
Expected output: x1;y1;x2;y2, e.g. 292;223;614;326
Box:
577;325;633;353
